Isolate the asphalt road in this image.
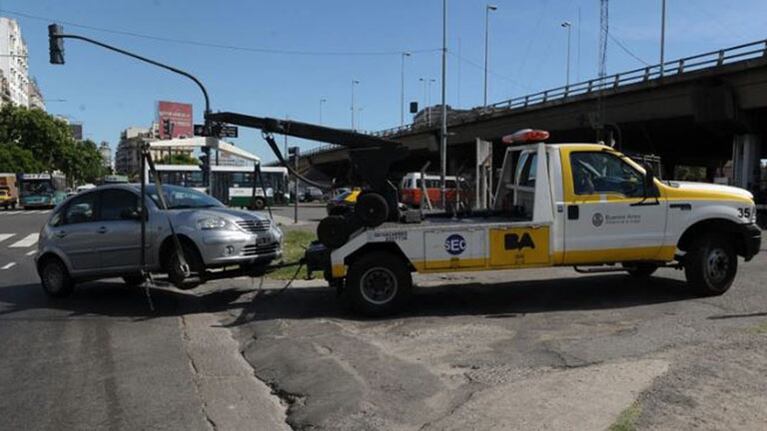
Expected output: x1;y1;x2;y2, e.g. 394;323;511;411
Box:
219;238;767;430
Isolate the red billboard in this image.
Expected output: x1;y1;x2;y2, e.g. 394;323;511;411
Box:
157;101;193;139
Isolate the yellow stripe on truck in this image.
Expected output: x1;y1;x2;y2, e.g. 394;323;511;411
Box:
554;245;677;265
331;264;347;278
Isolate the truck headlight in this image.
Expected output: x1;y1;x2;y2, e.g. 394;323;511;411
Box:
197;217;232;230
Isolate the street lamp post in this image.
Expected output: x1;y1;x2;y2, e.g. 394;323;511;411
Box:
351;79;359;130
561;21;572;88
319;98;327;125
400;52;411;126
483;4;498;107
660;0;667;76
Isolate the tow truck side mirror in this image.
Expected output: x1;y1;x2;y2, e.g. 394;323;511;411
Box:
643;165;659;198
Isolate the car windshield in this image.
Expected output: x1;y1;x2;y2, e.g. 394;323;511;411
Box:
143;185;224;209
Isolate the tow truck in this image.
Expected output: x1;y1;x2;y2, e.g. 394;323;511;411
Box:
293;129;760;316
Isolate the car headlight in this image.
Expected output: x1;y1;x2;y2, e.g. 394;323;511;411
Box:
197;217;232;230
271;225;283;243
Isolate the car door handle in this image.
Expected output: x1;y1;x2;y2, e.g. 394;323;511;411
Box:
55;231;67;238
97;226;108;234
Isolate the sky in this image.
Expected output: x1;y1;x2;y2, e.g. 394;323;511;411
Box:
3;0;767;162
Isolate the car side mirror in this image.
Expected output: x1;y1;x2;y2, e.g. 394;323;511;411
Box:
643;165;659;197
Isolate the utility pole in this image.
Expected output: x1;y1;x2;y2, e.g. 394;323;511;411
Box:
420;77;435;126
351;79;359;130
483;4;497;106
440;0;448;209
562;21;572;88
660;0;666;76
400;52;410;126
319;98;326;125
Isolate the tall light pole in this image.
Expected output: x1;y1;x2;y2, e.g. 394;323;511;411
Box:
400;52;411;126
483;4;498;106
319;98;327;125
561;21;572;88
351;79;359;130
440;0;448;209
660;0;667;76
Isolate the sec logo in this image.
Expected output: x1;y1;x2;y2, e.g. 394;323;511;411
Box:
444;234;466;255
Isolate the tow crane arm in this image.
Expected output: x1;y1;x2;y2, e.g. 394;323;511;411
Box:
206;112;410;245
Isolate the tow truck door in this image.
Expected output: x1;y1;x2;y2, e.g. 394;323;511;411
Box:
561;149;668;263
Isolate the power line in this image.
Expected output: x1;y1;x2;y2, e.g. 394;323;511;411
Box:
1;8;440;57
608;32;649;66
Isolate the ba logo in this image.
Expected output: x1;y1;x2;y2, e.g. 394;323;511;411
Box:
504;232;536;251
444;234;466;255
592;212;604;227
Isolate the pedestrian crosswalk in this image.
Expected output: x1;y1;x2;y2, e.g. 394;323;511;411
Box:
0;210;51;215
0;233;39;249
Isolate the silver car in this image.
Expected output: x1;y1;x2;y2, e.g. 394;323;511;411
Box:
35;184;283;297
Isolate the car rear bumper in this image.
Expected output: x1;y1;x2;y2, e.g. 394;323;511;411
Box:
740;223;762;262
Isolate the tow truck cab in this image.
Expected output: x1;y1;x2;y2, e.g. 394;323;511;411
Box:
306;130;761;316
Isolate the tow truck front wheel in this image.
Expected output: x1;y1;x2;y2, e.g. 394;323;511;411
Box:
684;233;737;296
345;251;412;316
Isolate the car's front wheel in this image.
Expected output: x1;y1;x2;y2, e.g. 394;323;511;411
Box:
684;233;737;296
165;241;204;288
39;256;74;298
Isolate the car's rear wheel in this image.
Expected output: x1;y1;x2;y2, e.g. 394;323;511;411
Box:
39;256;74;298
684;233;737;296
344;251;412;317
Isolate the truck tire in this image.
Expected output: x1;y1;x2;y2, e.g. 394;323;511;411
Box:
624;263;658;278
317;215;351;249
39;256;74;298
354;192;389;227
250;197;266;210
684;233;737;296
344;251;412;317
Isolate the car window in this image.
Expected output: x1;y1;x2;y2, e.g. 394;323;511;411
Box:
570;151;644;197
100;189;139;221
518;153;537;187
64;192;98;224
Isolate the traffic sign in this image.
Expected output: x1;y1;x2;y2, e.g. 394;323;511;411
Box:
194;124;238;138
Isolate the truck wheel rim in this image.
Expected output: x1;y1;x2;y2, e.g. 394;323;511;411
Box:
360;267;397;305
44;263;64;293
706;248;729;284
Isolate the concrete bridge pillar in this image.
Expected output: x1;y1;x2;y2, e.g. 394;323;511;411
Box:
731;134;761;191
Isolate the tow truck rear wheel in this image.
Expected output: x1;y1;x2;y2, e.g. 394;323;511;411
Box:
344;251;412;316
684;233;737;296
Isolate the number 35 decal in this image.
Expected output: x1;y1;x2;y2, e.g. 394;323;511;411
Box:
737;208;752;219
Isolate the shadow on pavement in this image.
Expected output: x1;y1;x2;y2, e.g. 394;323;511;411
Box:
0;274;699;325
224;273;698;326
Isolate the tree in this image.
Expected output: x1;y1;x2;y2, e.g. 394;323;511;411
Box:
160;153;199;165
0;105;105;184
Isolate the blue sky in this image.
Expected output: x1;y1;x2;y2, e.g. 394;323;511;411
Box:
4;0;767;161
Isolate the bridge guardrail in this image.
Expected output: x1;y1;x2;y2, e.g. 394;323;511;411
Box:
305;39;767;156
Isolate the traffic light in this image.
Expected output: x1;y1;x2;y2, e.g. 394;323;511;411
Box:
409;102;418;114
48;24;65;65
287;146;300;165
162;119;172;138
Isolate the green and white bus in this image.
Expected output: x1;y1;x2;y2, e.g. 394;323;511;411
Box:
150;164;289;209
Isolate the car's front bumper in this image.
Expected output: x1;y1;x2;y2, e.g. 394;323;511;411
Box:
740;223;762;262
199;230;282;267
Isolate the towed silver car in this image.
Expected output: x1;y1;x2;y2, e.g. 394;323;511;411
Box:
35;184;283;297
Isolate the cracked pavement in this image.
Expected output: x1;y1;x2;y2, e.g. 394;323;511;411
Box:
221;249;767;430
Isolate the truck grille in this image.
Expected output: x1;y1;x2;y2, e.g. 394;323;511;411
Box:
242;243;280;256
236;219;271;233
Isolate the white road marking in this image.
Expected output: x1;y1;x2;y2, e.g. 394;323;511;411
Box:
9;233;38;248
3;211;20;215
26;250;36;256
1;262;16;270
0;234;14;243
